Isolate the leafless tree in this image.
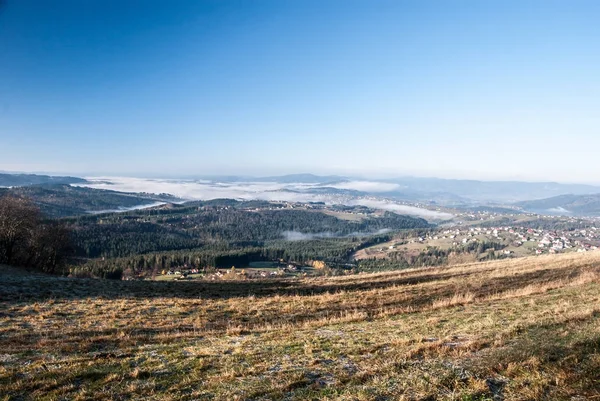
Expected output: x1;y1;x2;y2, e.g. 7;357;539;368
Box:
28;221;72;273
0;195;72;272
0;196;40;264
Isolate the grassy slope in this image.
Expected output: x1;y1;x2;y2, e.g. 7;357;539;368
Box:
1;253;600;400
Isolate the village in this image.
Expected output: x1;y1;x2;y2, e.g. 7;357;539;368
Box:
157;260;323;281
354;221;600;262
439;225;600;254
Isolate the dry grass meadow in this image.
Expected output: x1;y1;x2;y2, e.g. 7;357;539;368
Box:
2;252;600;400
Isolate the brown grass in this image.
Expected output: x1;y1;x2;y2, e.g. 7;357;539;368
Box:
1;252;600;400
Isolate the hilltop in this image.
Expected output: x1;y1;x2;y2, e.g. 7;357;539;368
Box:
2;252;600;400
0;184;179;217
517;193;600;216
0;173;87;187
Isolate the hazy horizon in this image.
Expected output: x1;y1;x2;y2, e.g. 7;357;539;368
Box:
2;168;600;187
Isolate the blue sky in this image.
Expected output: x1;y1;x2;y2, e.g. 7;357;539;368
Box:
1;1;599;182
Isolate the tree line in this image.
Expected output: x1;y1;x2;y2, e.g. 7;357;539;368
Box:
70;234;397;279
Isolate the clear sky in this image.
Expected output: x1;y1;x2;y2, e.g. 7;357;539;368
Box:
1;1;599;182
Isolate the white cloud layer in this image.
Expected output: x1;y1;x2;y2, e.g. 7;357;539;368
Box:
348;199;454;220
77;177;452;221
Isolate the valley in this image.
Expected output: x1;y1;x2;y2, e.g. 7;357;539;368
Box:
3;174;600;281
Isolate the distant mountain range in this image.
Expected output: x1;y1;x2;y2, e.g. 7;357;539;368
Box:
380;177;600;203
196;173;600;203
194;173;347;184
3;172;600;208
0;184;179;217
0;173;87;187
516;194;600;216
255;173;347;184
277;175;600;204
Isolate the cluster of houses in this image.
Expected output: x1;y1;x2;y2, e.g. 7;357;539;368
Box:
164;268;201;276
161;261;311;281
491;226;600;254
432;225;600;255
402;224;600;258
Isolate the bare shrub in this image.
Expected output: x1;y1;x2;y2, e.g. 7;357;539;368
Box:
0;195;72;273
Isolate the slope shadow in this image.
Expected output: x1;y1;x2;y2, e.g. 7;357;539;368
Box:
0;266;466;304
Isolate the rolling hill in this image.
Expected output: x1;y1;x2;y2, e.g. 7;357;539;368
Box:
0;184;179;217
0;173;87;187
383;177;600;203
516;193;600;216
2;252;600;400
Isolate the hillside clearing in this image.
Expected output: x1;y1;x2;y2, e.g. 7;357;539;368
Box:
2;253;600;400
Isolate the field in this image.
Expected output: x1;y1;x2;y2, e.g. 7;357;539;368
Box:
2;252;600;400
320;210;367;221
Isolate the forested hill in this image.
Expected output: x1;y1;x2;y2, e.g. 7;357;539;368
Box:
1;188;432;277
516;194;600;216
0;184;179;217
0;173;87;187
67;202;431;260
